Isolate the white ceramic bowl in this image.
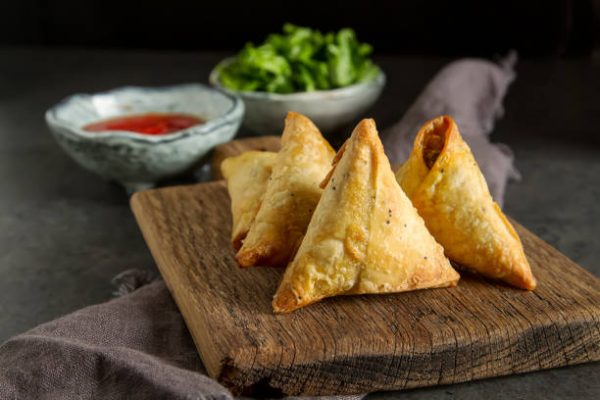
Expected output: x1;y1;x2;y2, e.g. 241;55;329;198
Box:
45;84;244;193
209;58;385;135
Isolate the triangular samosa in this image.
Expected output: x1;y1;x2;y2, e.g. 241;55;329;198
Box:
236;112;335;268
221;151;277;251
273;119;459;313
395;115;536;290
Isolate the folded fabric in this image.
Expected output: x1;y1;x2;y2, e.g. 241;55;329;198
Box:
0;269;365;400
383;52;519;206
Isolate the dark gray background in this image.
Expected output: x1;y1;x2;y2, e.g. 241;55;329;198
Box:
0;0;599;57
0;47;598;398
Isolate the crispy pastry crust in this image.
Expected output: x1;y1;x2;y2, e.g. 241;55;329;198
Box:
221;151;277;251
273;119;459;313
235;112;335;268
395;115;537;290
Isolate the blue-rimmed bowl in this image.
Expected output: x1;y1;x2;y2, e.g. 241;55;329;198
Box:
45;84;244;193
209;57;385;135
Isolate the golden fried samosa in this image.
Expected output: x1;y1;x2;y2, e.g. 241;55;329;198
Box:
273;119;459;313
395;115;536;290
221;151;277;251
236;112;335;268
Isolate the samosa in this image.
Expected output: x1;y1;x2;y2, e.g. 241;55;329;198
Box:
395;115;536;290
236;112;335;268
221;151;277;251
273;119;459;313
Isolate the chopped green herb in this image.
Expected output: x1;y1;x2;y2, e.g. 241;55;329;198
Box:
217;23;380;93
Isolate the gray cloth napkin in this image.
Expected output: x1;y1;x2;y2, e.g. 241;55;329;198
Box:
0;56;520;399
0;270;364;400
383;52;519;206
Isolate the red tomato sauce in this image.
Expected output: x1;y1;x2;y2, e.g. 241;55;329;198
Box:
83;113;204;135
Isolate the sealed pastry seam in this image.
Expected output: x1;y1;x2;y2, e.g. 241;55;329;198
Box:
235;112;335;268
221;151;277;251
273;118;459;313
395;115;536;290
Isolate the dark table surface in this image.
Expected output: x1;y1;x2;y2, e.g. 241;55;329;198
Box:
0;47;598;398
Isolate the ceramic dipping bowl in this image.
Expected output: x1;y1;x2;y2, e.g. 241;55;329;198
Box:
45;83;244;193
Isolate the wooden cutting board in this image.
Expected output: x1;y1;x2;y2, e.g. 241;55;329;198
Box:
130;137;600;397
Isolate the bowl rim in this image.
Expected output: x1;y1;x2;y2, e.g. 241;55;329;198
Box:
209;57;386;101
45;83;244;144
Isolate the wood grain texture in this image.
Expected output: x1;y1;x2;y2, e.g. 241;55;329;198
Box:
131;181;600;396
211;136;281;180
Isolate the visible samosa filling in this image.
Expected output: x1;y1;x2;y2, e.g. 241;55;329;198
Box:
422;119;448;169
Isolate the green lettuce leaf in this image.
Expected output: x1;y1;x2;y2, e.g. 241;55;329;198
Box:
218;24;380;93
